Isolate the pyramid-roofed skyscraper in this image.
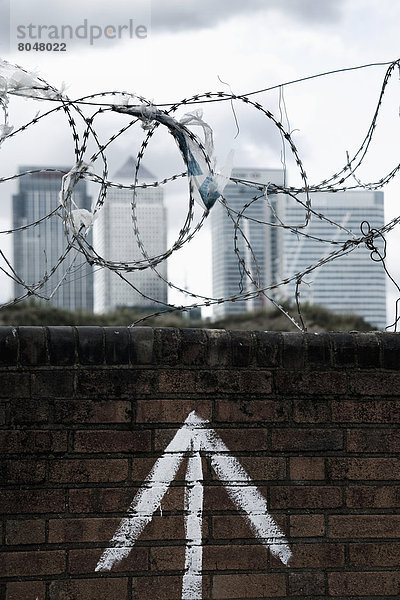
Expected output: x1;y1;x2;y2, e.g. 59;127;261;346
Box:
93;157;167;313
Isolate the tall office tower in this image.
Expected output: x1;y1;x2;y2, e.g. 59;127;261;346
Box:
211;167;285;319
94;157;167;313
284;190;386;329
12;167;94;311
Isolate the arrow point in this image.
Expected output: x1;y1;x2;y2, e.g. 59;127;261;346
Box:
184;411;207;427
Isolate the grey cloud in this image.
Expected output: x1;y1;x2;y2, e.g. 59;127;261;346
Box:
150;0;347;32
0;0;10;53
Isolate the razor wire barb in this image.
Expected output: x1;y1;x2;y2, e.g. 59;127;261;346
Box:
1;56;400;330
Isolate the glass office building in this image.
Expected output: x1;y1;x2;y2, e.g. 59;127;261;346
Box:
12;167;94;311
94;157;167;313
211;167;285;319
283;190;386;329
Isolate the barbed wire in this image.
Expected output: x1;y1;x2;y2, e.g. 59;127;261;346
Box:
1;56;399;331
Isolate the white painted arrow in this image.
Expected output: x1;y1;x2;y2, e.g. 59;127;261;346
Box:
95;411;291;598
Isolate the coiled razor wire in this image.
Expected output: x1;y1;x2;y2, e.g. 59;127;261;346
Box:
1;56;400;330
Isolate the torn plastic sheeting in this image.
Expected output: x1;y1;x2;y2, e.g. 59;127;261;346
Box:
113;104;231;211
0;59;63;101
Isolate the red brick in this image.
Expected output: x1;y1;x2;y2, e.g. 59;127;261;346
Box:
150;544;269;572
155;486;185;511
328;571;400;596
49;459;128;483
53;399;131;423
132;457;188;482
0;550;65;576
329;515;400;538
290;514;325;537
196;370;235;393
347;428;400;452
0;373;30;397
272;429;343;451
136;399;212;423
8;399;50;424
211;458;286;481
332;400;400;423
0;402;5;425
150;545;185;571
212;514;286;540
97;487;131;512
346;485;400;508
50;578;128;600
0;430;67;453
179;328;208;365
153;328;180;365
293;397;330;423
197;370;272;394
69;489;94;513
4;459;46;484
275;370;346;395
205;544;268;571
77;369;156;396
31;370;74;398
69;547;148;574
350;542;400;566
215;399;289;423
349;371;400;395
239;370;272;393
230;331;255;367
212;515;258;539
142;515;190;541
49;517;120;543
0;489;65;514
74;429;151;453
213;573;285;598
6;581;46;600
158;370;197;393
6;519;45;544
60;512;186;543
270;486;342;509
273;542;344;568
133;574;210;600
115;482;183;513
203;485;237;511
205;484;270;513
328;457;400;480
289;572;325;596
155;427;269;452
290;457;325;480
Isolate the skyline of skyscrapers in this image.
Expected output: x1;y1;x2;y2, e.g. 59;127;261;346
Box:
210;167;285;319
12;166;94;312
93;157;168;314
283;189;387;330
210;169;387;328
10;162;388;329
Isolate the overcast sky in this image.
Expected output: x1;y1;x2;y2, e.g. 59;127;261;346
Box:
1;0;400;324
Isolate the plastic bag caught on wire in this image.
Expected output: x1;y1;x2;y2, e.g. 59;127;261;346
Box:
0;59;64;102
114;104;232;211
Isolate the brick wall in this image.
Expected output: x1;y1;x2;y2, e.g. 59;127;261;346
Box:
1;327;400;599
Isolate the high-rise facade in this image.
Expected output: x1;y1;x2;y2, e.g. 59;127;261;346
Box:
211;167;284;319
12;167;93;311
94;157;167;313
283;190;386;329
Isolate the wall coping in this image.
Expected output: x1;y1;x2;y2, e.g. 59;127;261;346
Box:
0;327;399;369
